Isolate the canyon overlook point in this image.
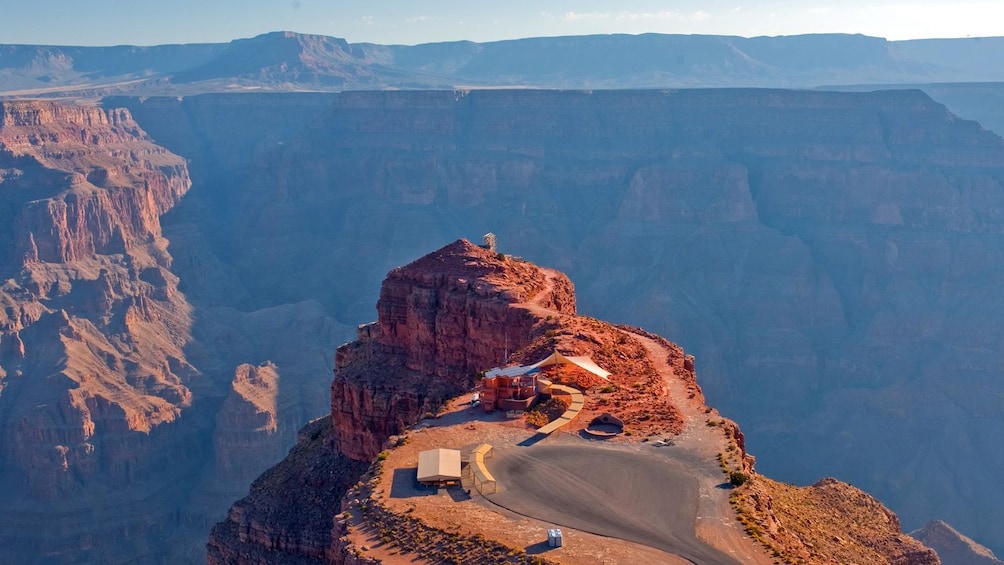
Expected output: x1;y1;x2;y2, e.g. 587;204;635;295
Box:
207;238;938;564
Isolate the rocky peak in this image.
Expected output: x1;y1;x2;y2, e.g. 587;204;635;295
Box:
331;238;575;462
911;520;1003;565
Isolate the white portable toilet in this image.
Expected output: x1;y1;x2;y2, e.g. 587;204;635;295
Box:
547;528;563;548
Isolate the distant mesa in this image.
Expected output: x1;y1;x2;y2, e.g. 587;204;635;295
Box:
7;31;1004;96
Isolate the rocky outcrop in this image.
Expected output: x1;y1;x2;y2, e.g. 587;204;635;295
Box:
736;476;941;564
0;98;347;565
332;239;575;461
0;100;194;495
213;362;295;481
1;101;189;264
911;521;1003;565
206;417;369;565
210;240;575;560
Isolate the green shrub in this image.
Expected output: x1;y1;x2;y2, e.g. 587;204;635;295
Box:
729;470;749;487
377;451;389;461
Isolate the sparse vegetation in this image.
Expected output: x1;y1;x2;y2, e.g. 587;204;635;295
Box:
729;470;749;486
525;397;569;427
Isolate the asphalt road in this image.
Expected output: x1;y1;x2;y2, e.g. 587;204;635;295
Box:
485;441;740;565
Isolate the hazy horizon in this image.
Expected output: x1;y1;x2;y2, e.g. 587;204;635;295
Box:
6;1;1004;47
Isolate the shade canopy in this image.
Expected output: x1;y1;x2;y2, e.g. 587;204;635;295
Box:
416;448;462;483
530;351;611;380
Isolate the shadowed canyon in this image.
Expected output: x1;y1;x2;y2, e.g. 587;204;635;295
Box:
2;32;1004;564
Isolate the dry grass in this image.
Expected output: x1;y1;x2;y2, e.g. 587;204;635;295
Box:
730;475;938;565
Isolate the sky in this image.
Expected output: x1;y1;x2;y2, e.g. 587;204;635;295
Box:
5;1;1004;47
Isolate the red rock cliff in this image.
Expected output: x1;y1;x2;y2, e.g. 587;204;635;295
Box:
208;240;576;562
1;102;189;264
0;100;202;562
332;239;575;461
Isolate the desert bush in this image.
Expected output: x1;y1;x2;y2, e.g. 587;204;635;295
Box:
729;470;749;486
525;397;569;428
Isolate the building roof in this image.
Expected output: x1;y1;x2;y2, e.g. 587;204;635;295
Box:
416;448;462;483
484;364;539;379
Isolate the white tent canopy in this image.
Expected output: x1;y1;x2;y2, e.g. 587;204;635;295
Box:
530;351;611;380
417;448;462;483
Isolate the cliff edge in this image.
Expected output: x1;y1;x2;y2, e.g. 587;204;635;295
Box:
209;239;938;564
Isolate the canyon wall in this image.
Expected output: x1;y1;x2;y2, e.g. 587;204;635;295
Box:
0;100;201;561
0;98;351;563
113;89;1004;555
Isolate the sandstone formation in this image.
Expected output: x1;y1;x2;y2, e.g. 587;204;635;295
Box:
0;100;349;563
209;240;578;562
0;100;199;561
332;240;575;462
911;521;1004;565
0;100;192;492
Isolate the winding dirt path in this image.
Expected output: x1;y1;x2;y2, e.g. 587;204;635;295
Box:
628;332;775;565
515;266;565;316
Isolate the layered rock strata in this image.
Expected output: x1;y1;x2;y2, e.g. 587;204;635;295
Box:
0;100;199;561
333;239;575;461
0;100;192;493
0;100;343;564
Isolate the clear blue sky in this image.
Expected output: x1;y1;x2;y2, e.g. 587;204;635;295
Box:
7;1;1004;46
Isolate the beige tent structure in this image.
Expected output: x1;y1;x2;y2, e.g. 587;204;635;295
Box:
417;448;462;484
530;351;611;380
